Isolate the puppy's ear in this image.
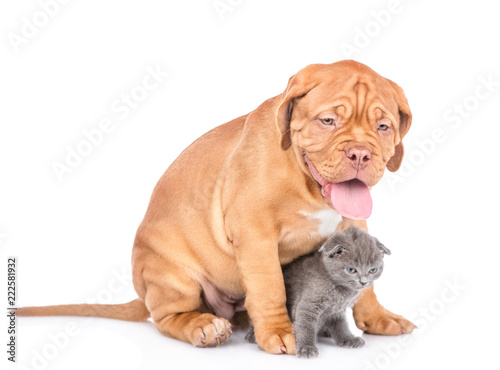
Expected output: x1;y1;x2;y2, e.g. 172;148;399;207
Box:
385;79;412;172
276;67;319;150
374;238;391;255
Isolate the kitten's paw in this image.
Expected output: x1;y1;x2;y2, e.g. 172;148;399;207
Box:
297;344;319;358
245;328;256;343
336;336;365;348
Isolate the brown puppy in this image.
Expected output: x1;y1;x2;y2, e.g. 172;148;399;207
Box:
18;60;415;355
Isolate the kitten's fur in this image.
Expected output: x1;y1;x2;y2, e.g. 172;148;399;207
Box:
246;226;390;358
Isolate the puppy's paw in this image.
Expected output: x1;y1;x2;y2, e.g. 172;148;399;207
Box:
336;336;365;348
355;309;416;335
255;322;296;355
297;344;319;359
192;317;232;348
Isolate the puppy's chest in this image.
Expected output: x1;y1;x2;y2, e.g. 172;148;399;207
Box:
278;208;342;264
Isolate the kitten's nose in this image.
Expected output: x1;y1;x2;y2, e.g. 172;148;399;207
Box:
360;281;367;286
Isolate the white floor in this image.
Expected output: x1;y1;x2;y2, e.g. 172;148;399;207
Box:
11;295;493;370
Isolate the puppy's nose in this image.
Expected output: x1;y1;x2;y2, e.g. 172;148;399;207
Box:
345;146;372;169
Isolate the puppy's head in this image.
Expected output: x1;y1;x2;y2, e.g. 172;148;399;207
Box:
277;60;412;219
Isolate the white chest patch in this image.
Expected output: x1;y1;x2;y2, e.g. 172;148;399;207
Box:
300;209;342;238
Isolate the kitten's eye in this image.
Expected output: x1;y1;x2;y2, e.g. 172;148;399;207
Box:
320;118;335;126
346;267;357;274
369;268;378;274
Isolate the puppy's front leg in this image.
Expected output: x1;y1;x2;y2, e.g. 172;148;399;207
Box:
337;217;416;335
233;229;296;355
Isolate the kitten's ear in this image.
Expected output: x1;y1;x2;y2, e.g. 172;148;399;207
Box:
375;238;391;255
323;244;346;258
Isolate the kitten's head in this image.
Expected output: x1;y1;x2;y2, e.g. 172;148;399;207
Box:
319;226;390;290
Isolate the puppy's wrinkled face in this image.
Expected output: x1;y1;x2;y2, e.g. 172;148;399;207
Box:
277;61;412;219
291;74;399;187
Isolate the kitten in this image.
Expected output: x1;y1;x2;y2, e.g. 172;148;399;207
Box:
246;226;390;358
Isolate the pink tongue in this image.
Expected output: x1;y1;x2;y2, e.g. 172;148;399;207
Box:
324;179;372;220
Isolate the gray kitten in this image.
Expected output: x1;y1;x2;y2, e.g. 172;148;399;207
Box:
246;226;390;358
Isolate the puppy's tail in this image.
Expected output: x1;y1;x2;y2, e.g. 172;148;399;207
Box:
15;298;150;322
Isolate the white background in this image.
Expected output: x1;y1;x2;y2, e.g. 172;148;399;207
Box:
1;1;499;369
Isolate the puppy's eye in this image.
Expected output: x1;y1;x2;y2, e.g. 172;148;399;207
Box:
320;118;335;126
378;124;389;131
369;268;378;274
346;267;357;274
